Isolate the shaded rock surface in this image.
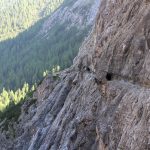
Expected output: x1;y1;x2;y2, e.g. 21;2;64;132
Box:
0;0;150;149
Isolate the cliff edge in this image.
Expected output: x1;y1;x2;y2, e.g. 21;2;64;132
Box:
0;0;150;149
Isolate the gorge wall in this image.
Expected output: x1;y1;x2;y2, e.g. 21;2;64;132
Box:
0;0;150;149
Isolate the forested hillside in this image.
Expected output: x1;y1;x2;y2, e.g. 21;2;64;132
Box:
0;0;65;91
0;0;63;41
0;0;99;92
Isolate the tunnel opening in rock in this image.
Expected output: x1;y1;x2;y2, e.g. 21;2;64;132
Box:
84;66;91;72
106;73;113;81
86;67;91;72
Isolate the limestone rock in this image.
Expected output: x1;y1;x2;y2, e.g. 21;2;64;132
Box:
0;0;150;149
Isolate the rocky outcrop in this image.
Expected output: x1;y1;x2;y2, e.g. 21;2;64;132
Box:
38;0;100;37
0;0;150;149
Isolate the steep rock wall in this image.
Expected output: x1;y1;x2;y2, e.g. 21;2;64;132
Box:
0;0;150;150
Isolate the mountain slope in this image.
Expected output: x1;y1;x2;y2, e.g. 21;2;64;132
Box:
0;0;63;41
0;0;100;91
0;0;149;149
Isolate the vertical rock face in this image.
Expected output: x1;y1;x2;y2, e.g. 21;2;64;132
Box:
0;0;150;149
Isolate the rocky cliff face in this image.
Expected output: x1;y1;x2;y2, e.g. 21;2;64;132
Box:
0;0;150;149
38;0;100;37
